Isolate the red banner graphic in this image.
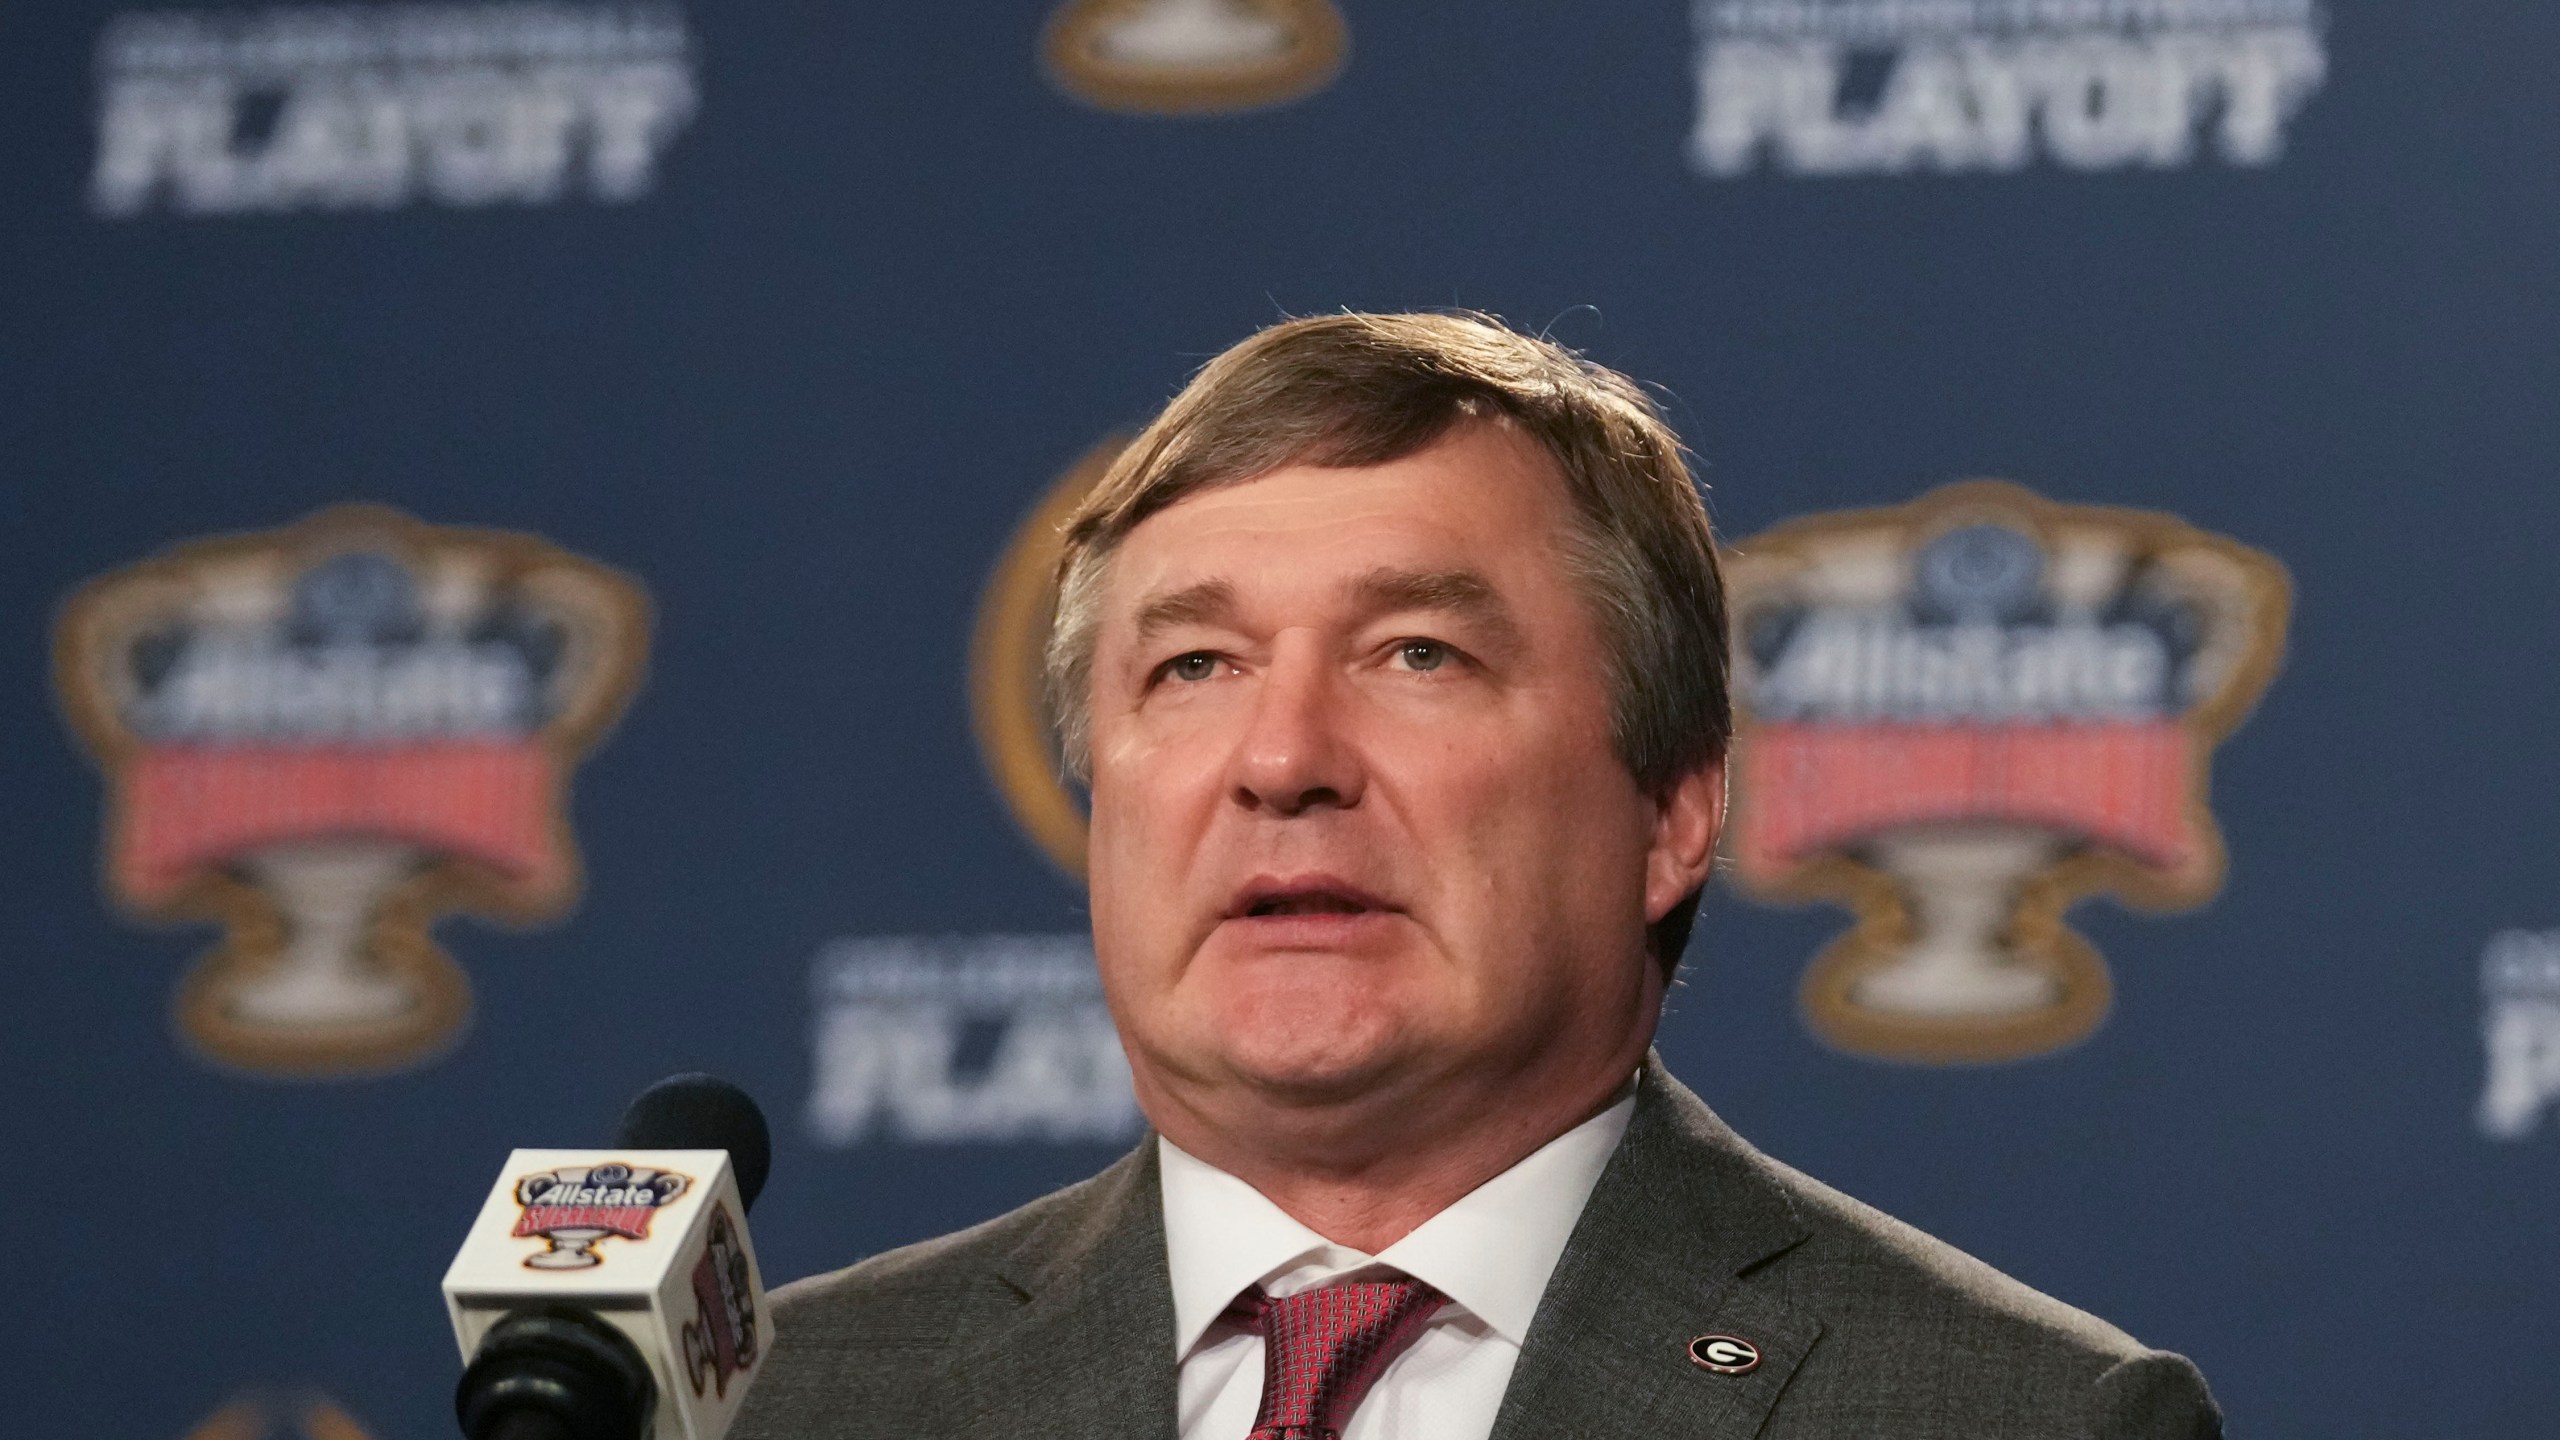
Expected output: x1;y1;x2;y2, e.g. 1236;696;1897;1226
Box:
1736;721;2195;874
514;1205;660;1242
116;740;559;902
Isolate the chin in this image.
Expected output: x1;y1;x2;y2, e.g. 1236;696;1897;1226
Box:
1161;935;1448;1099
1208;993;1418;1103
1222;1046;1407;1106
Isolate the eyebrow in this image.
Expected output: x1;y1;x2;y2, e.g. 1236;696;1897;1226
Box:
1344;566;1528;663
1348;566;1517;643
1126;567;1523;649
1131;579;1239;643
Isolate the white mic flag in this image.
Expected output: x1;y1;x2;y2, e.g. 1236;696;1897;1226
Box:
444;1148;771;1440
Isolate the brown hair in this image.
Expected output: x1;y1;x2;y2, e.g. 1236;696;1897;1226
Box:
1046;311;1729;971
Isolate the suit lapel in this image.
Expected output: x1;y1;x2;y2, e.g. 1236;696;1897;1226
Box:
928;1061;1819;1440
935;1142;1181;1440
1488;1056;1824;1440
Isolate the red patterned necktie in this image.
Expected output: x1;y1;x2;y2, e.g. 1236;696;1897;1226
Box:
1235;1276;1447;1440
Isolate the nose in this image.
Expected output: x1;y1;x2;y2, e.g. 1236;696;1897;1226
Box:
1227;638;1364;817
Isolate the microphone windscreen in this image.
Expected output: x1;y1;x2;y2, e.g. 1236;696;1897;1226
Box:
614;1073;772;1214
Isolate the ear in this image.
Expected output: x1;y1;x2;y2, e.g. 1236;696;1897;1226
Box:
1643;755;1726;925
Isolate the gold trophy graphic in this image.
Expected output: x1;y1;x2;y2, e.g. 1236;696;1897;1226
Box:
55;506;647;1078
1724;482;2289;1063
185;1391;375;1440
1043;0;1348;114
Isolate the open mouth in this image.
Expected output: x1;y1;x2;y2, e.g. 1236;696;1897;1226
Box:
1245;892;1369;917
1229;879;1396;920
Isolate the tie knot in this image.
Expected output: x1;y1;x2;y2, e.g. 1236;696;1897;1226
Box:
1244;1276;1445;1440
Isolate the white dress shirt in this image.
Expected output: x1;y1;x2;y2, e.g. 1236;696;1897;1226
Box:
1158;1091;1636;1440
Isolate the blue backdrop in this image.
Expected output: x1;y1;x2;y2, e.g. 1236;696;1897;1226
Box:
5;2;2556;1436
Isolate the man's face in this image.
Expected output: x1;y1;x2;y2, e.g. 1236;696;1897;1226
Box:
1083;421;1709;1139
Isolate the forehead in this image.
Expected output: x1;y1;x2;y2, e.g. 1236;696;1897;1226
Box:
1100;422;1579;617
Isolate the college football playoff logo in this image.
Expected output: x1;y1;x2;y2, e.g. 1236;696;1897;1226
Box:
54;506;648;1078
1725;481;2289;1062
1043;0;1346;114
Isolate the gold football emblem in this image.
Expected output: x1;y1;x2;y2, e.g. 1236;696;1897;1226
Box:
971;439;1126;876
1043;0;1347;114
185;1392;373;1440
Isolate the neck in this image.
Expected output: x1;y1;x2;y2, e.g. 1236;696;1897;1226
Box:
1146;1044;1646;1254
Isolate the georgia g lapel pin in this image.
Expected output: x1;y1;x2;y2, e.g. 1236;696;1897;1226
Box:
1688;1334;1763;1375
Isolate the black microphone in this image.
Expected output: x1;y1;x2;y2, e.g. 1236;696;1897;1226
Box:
448;1074;776;1440
615;1074;772;1214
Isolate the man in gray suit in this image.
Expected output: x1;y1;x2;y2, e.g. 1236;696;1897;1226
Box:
736;313;2220;1439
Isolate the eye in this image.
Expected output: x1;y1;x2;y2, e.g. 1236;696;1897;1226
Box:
1163;651;1221;683
1395;640;1451;672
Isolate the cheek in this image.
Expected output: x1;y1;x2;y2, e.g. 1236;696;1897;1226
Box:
1409;728;1652;955
1086;736;1224;977
1086;802;1173;974
1419;711;1631;855
1088;731;1209;858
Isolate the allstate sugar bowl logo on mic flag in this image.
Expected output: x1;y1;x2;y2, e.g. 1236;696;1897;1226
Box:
1043;0;1346;114
1724;481;2288;1063
53;506;648;1079
511;1162;690;1268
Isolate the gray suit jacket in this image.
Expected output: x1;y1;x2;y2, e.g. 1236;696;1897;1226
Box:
733;1057;2219;1438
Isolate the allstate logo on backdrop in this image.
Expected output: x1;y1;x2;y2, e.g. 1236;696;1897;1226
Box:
1692;0;2328;177
1725;481;2289;1062
807;936;1143;1146
1044;0;1346;114
91;4;697;218
2478;929;2560;1140
54;506;648;1077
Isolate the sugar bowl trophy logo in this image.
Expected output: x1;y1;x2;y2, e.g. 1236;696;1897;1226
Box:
1724;481;2288;1063
54;506;648;1078
682;1203;760;1397
1043;0;1346;115
510;1161;690;1268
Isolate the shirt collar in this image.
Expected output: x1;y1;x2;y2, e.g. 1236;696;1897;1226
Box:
1159;1139;1343;1359
1157;1087;1635;1357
